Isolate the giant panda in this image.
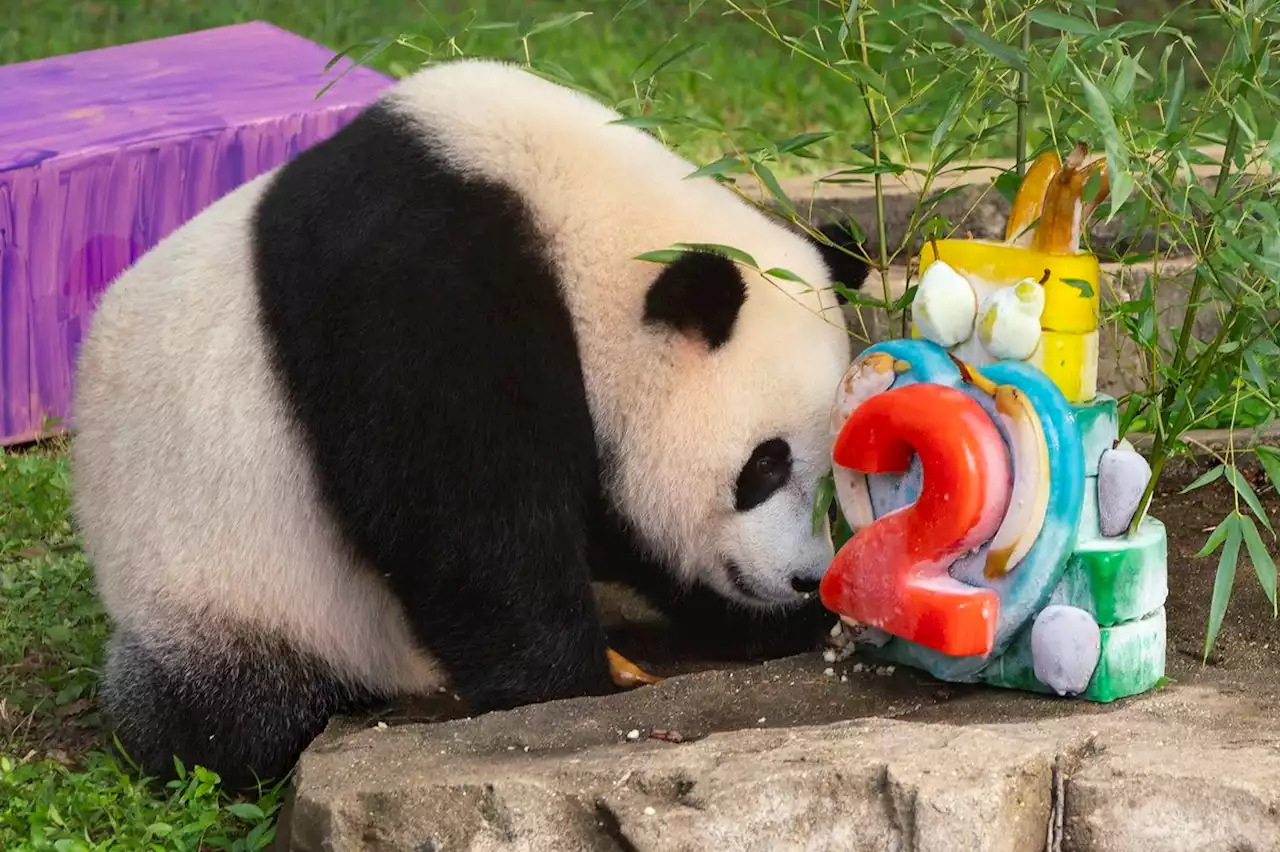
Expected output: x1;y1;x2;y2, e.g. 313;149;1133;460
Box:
69;58;870;789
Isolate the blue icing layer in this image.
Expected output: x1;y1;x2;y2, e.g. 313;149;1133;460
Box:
839;340;1085;681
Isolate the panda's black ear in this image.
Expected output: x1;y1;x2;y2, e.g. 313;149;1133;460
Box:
807;222;871;304
643;250;746;350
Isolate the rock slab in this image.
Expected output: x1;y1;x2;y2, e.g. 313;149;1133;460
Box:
290;720;1061;852
285;650;1280;852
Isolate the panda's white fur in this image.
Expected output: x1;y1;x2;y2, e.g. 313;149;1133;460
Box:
70;59;867;786
73;172;447;697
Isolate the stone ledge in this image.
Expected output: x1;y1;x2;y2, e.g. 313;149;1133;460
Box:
734;150;1271;261
285;658;1280;852
292;719;1066;852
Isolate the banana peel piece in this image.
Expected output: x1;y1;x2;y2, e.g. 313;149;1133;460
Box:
608;648;663;688
1006;150;1062;245
830;352;899;531
983;384;1052;579
1030;142;1108;256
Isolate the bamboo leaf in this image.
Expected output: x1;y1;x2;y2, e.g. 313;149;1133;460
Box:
636;243;759;269
1072;64;1134;216
632;41;705;81
776;131;835;155
610;115;677;129
930;93;965;151
1257;447;1280;495
1061;277;1096;298
1164;61;1186;134
944;18;1030;73
317;37;396;98
1226;466;1274;535
1113;54;1141;103
1196;514;1233;558
753;162;796;216
1029;9;1099;35
686;154;747;180
1239;514;1278;615
840;60;889;94
1181;463;1225;495
524;11;592;38
1264;121;1280;170
763;267;810;284
1204;514;1242;661
635;249;689;264
1244;351;1269;395
674;242;759;269
1046;38;1071;85
813;474;836;536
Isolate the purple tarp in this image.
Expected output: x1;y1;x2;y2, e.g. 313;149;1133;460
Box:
0;21;392;445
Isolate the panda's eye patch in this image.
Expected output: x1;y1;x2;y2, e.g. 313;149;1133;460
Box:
735;438;792;511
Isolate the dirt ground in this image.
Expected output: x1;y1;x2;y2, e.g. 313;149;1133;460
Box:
1157;459;1279;680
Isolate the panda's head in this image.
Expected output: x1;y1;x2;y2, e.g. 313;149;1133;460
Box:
614;224;869;612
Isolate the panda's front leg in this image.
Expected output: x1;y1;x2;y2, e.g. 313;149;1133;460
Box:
384;512;658;714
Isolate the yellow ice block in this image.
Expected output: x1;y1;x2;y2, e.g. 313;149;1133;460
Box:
920;238;1100;334
1030;329;1099;403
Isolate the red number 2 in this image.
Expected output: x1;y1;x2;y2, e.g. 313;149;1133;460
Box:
820;383;1012;657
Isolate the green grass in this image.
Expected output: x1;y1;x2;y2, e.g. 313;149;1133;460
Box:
0;444;284;851
3;0;870;172
0;1;1242;175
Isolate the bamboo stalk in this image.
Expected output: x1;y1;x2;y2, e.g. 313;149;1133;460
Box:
1016;13;1030;177
856;11;893;335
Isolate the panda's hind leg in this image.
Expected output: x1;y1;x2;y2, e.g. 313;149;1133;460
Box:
99;625;380;790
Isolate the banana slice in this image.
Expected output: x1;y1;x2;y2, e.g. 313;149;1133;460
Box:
951;359;1052;579
983;384;1052;579
1005;151;1063;245
830;352;899;531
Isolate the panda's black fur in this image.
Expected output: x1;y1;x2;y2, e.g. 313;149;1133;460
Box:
72;61;869;790
254;103;621;715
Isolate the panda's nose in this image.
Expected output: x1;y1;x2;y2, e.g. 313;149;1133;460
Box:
791;575;821;594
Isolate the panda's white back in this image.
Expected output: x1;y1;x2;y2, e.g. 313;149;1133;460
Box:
71;172;445;695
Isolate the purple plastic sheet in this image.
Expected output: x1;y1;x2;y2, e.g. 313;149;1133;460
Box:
0;21;391;444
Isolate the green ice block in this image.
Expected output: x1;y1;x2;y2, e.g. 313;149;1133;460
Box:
1078;475;1101;539
1073;394;1119;476
1050;516;1168;626
979;607;1166;702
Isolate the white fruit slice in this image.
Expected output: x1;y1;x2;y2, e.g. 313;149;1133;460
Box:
830;352;899;531
913;259;978;348
1030;605;1101;696
1097;444;1153;537
976;277;1046;361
